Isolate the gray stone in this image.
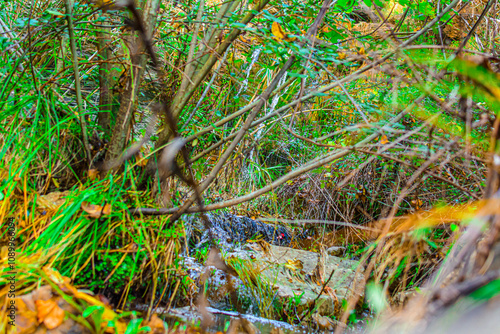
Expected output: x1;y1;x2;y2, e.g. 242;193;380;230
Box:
226;244;365;318
326;246;346;257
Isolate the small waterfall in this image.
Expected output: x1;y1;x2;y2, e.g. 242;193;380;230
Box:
183;213;291;252
234;47;262;99
254;72;288;141
243;71;288;183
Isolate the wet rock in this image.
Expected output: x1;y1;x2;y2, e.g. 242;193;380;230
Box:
227;318;259;334
227;244;365;318
312;313;336;331
183;213;292;251
181;255;254;312
326;246;346;257
392;289;417;306
160;306;301;333
205;266;248;310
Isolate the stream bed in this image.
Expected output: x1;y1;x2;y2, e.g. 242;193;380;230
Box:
145;213;369;332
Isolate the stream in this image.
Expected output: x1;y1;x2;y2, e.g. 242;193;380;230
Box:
141;213;368;333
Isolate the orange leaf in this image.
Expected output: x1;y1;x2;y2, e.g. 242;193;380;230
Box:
81;202;111;218
35;299;65;329
146;314;166;334
59;276;78;295
380;134;389;144
136;157;148;167
271;21;296;42
88;169;99;181
272;22;286;41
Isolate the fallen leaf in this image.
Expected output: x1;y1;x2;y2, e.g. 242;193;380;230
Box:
52;178;60;188
73;291;127;333
37;191;70;211
81;202;111;218
284;258;303;271
10;298;38;334
272;22;286;41
59;276;78;295
88;169;99;181
35;299;65;329
136;156;148;167
43;267;65;285
146;314;166;334
380;134;389;144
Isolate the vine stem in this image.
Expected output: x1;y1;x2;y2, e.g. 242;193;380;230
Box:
65;0;92;163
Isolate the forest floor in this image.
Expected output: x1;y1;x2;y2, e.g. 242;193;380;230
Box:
2;0;500;333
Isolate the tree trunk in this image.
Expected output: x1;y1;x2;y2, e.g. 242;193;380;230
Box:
97;25;113;139
105;0;160;163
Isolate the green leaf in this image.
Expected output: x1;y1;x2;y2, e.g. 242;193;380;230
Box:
83;305;104;318
46;9;65;16
288;72;308;78
125;318;143;334
232;22;247;29
336;0;357;11
418;2;433;16
470;279;500;300
324;30;343;43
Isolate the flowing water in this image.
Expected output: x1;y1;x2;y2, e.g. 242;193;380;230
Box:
183;212;292;251
136;304;307;333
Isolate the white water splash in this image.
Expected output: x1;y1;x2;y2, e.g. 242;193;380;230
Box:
235;47;262;99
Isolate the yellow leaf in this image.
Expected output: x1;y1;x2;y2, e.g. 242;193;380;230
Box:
91;0;114;8
192;138;198;146
73;291;127;333
338;52;347;60
52;178;60;188
284;258;303;271
272;22;286;41
380;134;389;144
